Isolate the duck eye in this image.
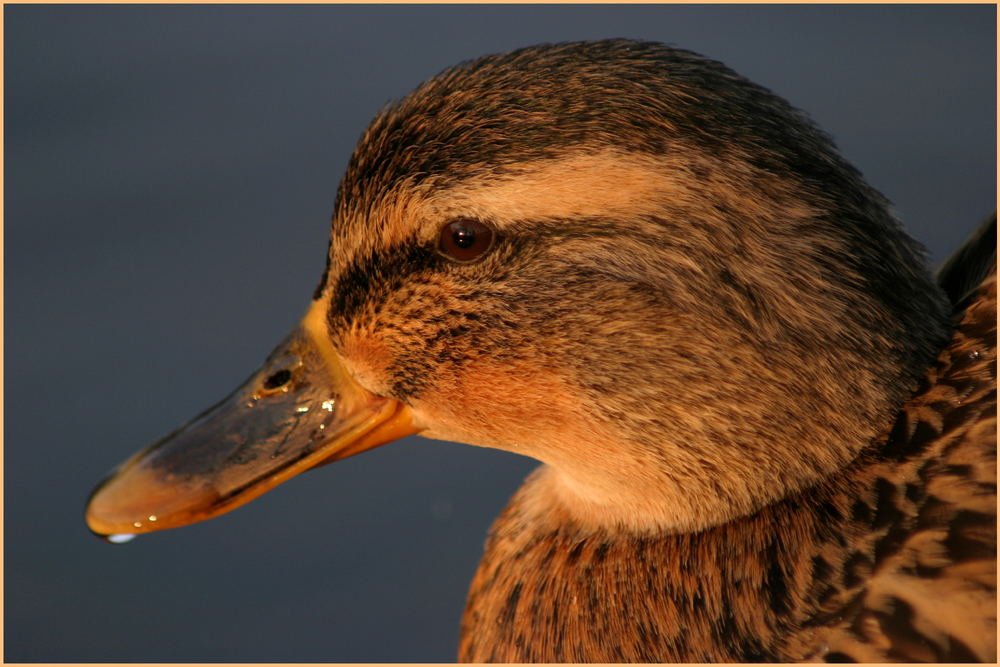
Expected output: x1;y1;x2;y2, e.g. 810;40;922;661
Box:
438;219;495;262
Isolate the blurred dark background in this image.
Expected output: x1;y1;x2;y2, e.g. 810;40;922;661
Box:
5;5;995;662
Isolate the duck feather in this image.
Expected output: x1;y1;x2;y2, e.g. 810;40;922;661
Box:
460;236;996;662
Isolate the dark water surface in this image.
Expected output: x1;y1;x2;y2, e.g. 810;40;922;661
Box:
5;5;995;662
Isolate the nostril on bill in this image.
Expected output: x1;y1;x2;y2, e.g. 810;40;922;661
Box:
262;369;292;390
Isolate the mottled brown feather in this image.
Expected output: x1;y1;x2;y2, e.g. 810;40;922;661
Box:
459;268;996;663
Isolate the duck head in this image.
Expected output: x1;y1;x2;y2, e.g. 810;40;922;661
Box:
86;39;950;539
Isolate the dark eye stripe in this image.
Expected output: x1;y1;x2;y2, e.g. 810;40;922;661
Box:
327;240;441;331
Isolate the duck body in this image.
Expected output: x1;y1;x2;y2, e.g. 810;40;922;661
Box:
85;40;996;662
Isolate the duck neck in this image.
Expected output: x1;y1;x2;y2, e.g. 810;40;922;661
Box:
516;422;842;534
458;464;850;662
517;463;732;535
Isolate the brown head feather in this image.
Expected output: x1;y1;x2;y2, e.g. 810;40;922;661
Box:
316;39;951;533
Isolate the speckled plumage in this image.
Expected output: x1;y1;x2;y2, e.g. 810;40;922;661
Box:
460;259;996;663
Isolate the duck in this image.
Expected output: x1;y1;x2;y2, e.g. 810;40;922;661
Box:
84;39;996;662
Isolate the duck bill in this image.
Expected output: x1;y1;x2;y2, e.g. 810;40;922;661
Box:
85;301;417;538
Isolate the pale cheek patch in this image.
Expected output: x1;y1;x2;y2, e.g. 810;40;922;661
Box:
411;357;608;463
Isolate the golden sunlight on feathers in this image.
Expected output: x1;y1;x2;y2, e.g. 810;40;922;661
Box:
87;40;995;662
